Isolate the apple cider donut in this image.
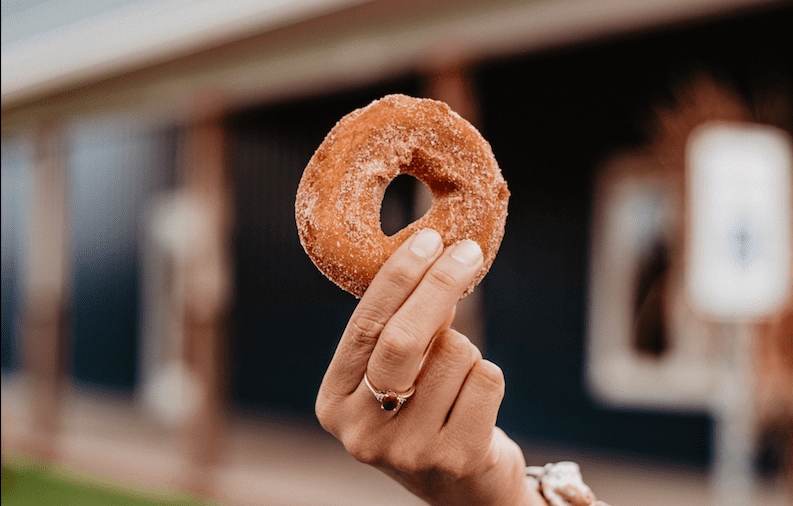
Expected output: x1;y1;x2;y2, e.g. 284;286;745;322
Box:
295;94;509;298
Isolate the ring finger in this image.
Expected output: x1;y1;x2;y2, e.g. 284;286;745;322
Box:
400;328;482;428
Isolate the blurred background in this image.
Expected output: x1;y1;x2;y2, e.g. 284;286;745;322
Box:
2;1;792;505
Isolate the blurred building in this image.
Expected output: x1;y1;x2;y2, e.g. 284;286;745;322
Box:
2;1;791;505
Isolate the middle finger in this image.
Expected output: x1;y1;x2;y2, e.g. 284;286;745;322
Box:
366;239;483;394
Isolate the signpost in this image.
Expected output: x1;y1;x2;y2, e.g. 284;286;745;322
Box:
686;122;791;506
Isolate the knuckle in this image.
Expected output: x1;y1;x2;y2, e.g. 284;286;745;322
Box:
347;305;387;346
314;397;334;433
434;329;476;365
388;448;428;475
376;326;421;368
470;342;483;362
424;264;461;293
443;329;474;356
385;259;419;292
445;457;472;481
314;396;327;421
473;361;506;398
345;436;381;465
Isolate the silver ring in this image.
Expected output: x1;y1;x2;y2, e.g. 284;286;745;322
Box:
363;371;415;412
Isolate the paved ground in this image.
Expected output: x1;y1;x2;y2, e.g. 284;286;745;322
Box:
2;375;790;506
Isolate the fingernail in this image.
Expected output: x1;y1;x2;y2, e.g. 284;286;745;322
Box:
451;240;483;267
410;229;442;259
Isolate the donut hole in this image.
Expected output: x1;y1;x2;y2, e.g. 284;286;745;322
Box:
381;174;433;236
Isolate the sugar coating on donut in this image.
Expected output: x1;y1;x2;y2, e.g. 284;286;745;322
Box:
295;94;509;298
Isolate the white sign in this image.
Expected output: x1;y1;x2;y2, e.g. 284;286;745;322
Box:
686;122;792;321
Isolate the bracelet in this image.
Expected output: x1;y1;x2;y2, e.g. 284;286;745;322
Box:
526;462;611;506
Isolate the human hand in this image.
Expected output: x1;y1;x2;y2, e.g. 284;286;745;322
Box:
315;229;544;505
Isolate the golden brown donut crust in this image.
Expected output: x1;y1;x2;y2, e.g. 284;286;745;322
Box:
295;94;509;298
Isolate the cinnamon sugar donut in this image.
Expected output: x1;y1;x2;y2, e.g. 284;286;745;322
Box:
295;94;509;298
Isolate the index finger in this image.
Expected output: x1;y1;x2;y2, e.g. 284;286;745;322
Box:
320;229;444;397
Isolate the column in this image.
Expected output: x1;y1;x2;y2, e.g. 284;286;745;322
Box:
24;123;70;461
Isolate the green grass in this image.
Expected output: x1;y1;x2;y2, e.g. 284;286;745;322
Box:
1;462;207;506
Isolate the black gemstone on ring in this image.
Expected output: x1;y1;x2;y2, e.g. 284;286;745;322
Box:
381;395;399;411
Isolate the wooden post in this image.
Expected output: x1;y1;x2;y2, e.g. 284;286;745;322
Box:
23;123;70;461
179;93;232;497
424;54;485;352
